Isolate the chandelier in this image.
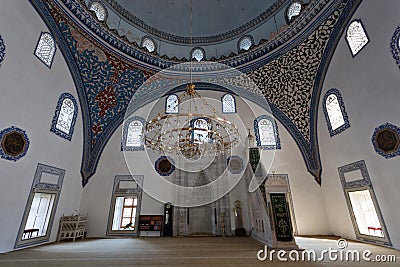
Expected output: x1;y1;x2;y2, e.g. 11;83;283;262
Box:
144;83;240;159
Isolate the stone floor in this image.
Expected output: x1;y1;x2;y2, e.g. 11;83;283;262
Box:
0;236;398;266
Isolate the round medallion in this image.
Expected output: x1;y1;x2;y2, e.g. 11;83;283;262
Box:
155;156;175;176
372;123;400;159
227;156;244;174
0;126;29;161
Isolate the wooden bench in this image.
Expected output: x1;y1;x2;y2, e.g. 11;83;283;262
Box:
57;214;88;241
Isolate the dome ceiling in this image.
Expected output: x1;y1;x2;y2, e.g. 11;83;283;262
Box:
31;0;362;186
108;0;285;39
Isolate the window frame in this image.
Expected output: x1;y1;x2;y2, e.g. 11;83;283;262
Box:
345;19;370;57
254;115;281;150
121;116;146;151
338;160;391;246
322;88;350;137
120;197;138;229
106;175;143;236
221;93;237;114
50;93;78;141
34;32;56;68
15;163;65;249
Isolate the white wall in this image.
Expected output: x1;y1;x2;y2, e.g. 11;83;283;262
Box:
0;0;83;253
319;0;400;249
80;90;330;238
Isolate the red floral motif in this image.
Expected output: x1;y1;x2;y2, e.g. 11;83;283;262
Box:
92;122;103;135
95;86;117;117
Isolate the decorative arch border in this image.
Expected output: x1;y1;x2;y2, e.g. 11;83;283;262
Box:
50;92;79;141
254;115;281;150
0;126;30;161
121;116;146;151
322;88;350;137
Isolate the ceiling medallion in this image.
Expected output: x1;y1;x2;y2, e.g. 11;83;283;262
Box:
372;122;400;159
0;126;30;161
155;156;175;176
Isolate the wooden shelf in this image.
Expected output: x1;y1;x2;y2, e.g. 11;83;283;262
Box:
139;215;163;231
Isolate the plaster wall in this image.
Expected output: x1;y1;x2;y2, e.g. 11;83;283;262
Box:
0;0;83;253
319;0;400;249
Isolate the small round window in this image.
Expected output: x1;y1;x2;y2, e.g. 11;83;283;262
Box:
191;48;205;61
89;1;107;21
142;37;156;53
286;2;302;23
238;36;253;51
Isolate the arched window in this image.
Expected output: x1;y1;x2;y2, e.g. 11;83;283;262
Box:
323;88;350;136
254;115;281;150
238;36;253;51
286;2;302;23
34;32;56;68
346;20;369;56
222;94;236;113
141;36;156;52
50;93;78;141
192;117;211;144
166;94;179;114
191;47;205;61
89;1;107;21
122;117;146;151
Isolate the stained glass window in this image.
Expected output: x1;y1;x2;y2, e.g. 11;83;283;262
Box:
126;120;144;147
326;94;345;131
142;37;156;52
287;2;302;22
34;32;56;68
166;94;179;114
50;93;78;141
56;98;75;134
258;119;275;146
254;115;281;149
193;118;211;143
346;20;369;56
239;36;252;51
191;48;205;61
222;94;236;113
89;1;107;21
323;89;350;136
